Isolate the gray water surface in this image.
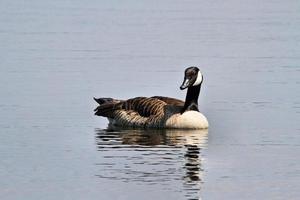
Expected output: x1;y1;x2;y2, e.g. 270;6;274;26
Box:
1;0;300;200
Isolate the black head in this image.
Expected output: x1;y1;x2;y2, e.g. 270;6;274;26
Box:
180;67;203;90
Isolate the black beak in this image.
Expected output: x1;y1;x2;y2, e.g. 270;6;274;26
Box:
180;78;190;90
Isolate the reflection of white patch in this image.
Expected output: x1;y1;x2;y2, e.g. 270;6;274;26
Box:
193;71;203;86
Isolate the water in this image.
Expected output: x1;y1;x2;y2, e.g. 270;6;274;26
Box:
95;128;208;200
0;0;300;199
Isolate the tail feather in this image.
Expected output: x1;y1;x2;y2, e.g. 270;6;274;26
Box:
93;97;122;117
93;97;114;105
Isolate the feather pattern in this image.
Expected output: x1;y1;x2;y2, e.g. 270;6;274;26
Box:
151;96;184;106
94;97;171;128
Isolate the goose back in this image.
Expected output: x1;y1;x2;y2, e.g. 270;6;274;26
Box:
94;97;181;128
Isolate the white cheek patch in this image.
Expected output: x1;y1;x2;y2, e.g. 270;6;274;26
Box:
192;71;203;86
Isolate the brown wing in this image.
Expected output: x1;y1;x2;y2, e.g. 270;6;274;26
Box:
95;97;169;128
94;97;167;118
121;97;167;117
151;96;184;107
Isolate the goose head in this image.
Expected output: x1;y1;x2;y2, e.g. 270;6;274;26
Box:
180;67;203;90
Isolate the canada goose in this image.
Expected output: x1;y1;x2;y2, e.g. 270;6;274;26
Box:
94;66;208;129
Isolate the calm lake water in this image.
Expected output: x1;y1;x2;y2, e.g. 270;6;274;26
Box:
1;0;300;199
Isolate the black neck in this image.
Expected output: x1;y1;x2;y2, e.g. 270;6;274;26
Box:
181;84;201;113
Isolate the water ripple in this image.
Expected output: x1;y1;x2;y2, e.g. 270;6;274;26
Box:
95;126;208;200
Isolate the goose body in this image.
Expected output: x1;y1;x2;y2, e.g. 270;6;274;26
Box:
94;67;209;129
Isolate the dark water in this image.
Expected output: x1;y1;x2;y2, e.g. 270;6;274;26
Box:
1;0;300;199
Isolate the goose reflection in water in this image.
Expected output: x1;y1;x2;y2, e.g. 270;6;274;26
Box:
95;126;208;200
